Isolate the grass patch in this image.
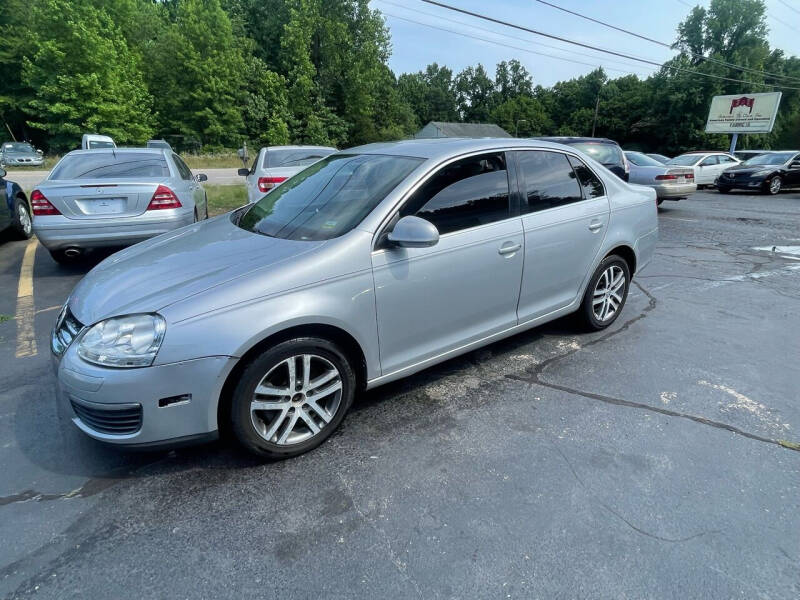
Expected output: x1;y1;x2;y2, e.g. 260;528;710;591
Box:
183;153;246;169
0;314;12;324
206;184;248;217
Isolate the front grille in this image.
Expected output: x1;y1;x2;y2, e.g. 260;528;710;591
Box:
70;399;143;435
52;306;84;356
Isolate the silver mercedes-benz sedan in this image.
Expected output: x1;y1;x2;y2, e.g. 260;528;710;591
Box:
32;148;209;263
52;138;658;459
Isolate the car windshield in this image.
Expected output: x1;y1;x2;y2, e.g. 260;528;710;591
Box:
625;152;663;167
3;142;35;153
667;154;701;166
239;154;423;241
743;152;795;166
88;141;115;149
50;153;170;179
568;143;622;164
264;148;336;168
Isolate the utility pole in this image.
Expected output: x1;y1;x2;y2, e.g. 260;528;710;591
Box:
591;92;601;137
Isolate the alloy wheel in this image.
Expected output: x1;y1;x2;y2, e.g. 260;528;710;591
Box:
18;203;32;236
769;177;781;194
249;354;343;445
592;265;626;322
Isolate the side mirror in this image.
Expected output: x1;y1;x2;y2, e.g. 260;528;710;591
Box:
0;168;6;178
790;161;800;169
237;168;250;176
387;215;439;248
36;149;43;155
196;173;208;182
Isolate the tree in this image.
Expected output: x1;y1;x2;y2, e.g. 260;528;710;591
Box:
20;0;154;151
398;63;460;126
490;96;551;136
494;60;533;104
455;64;495;122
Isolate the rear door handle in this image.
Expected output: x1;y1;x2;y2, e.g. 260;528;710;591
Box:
498;243;522;255
588;222;604;232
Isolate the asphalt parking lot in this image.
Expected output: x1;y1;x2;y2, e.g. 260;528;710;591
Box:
1;190;799;599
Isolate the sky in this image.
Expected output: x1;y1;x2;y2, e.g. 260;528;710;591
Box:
371;0;800;87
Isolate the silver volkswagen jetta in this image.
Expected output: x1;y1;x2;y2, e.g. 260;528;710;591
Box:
52;138;658;459
32;148;208;263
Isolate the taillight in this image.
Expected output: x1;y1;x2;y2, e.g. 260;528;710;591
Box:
30;189;61;216
147;185;182;210
655;174;678;181
258;176;287;193
684;173;694;179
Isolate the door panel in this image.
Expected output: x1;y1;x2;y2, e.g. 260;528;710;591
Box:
372;218;524;375
514;150;610;322
518;198;609;321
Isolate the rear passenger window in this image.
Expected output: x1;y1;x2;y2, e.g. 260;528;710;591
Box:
568;156;605;198
700;156;718;166
173;154;193;180
517;151;582;213
401;153;510;235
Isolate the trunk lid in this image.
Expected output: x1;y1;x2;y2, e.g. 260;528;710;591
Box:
36;179;168;220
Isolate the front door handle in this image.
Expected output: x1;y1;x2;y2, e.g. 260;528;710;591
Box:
498;243;522;255
588;222;604;232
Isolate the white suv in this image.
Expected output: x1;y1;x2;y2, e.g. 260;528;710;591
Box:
666;152;740;186
239;145;336;204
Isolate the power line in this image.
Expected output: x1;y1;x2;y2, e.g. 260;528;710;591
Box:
531;0;800;84
377;0;657;74
381;10;649;77
419;0;800;90
777;0;800;17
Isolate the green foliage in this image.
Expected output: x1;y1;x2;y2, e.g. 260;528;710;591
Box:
1;0;798;156
19;0;155;151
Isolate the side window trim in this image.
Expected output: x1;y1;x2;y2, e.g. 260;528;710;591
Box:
375;150;517;250
566;152;607;199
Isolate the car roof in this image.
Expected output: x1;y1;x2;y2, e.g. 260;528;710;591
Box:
347;137;581;160
532;136;620;145
64;148;168;157
262;145;336;151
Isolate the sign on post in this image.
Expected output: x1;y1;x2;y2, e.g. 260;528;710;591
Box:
705;92;782;134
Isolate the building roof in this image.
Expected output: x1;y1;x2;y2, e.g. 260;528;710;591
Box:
417;121;512;139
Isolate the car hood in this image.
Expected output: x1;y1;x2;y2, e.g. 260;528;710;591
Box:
723;164;776;175
69;214;324;325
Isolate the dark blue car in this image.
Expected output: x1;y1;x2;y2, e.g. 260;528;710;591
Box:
0;167;33;239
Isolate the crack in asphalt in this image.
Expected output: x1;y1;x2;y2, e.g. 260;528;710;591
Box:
549;439;719;544
506;281;800;453
0;477;122;507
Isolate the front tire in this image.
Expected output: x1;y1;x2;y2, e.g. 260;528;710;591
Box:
764;176;782;195
717;186;731;194
12;197;33;239
578;255;630;331
230;337;356;459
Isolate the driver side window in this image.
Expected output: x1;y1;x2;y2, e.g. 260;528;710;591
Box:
400;153;510;235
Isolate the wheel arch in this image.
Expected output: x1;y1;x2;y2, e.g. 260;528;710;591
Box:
216;322;368;435
605;244;637;275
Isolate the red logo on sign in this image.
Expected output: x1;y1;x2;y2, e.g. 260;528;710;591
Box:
730;96;755;114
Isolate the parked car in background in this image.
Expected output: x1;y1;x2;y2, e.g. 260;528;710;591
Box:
0;167;33;239
624;151;695;205
1;142;44;168
733;150;770;161
716;150;800;195
147;139;173;151
32;148;208;263
239;145;337;203
51;138;657;459
646;153;671;164
533;137;629;181
666;151;740;187
81;134;116;150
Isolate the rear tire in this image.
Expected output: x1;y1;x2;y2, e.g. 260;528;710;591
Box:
230;337;356;460
578;255;630;331
11;197;33;240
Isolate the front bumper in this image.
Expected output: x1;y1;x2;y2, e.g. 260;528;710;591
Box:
716;174;767;190
2;157;44;167
33;211;193;251
53;337;237;447
650;182;697;199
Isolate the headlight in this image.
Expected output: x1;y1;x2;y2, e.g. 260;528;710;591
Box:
78;314;166;368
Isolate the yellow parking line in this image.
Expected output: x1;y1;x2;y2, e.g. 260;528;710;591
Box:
15;238;39;358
